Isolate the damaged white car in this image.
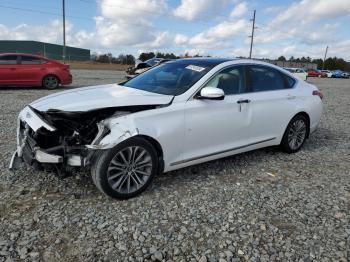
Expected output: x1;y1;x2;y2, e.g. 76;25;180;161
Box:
9;58;323;199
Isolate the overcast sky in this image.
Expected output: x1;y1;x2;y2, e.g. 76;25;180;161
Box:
0;0;349;59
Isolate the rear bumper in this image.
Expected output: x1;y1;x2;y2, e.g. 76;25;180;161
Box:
61;73;72;85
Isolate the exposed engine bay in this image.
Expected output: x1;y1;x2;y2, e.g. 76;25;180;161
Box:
11;104;162;177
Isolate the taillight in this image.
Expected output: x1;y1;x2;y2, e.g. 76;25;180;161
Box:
313;90;324;100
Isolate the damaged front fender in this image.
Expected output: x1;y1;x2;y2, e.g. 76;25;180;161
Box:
86;116;140;150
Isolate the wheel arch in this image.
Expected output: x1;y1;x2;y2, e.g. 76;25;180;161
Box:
134;135;164;174
292;111;311;138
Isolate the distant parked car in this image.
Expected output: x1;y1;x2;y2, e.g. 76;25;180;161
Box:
320;70;333;78
284;68;308;81
126;58;173;79
0;53;72;89
332;70;343;78
341;71;349;78
307;69;326;78
331;70;349;78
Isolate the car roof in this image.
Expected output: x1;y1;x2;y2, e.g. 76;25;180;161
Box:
167;57;234;67
0;53;47;59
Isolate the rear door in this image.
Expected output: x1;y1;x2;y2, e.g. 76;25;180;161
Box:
243;64;298;142
18;55;47;85
0;55;20;85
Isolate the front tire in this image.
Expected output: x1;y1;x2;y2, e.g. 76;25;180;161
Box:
91;137;159;199
42;75;59;89
280;115;308;153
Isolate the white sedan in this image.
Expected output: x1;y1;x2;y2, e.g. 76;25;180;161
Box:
9;58;323;199
284;67;308;81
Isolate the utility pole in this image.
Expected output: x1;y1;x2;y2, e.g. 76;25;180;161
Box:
322;46;328;70
62;0;66;63
249;10;256;59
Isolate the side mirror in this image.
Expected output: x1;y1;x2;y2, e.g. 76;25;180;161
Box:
199;87;225;100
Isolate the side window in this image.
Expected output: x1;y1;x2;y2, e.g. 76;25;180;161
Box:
20;56;42;64
247;65;286;92
0;55;18;65
204;66;244;95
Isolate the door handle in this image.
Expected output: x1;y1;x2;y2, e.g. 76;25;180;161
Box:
237;99;251;104
237;99;250;112
286;95;296;100
10;68;16;70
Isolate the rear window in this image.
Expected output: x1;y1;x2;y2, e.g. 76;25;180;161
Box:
20;56;43;64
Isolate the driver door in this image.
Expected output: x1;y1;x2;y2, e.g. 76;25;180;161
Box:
182;65;253;163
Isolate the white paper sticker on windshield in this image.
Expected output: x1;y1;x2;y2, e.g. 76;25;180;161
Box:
186;65;205;72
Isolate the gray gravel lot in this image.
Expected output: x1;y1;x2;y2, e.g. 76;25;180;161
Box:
0;70;349;262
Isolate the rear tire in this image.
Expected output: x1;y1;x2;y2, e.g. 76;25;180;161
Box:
42;75;59;89
91;137;159;199
280;115;308;153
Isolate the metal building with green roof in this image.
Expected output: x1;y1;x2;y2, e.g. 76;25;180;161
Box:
0;40;90;61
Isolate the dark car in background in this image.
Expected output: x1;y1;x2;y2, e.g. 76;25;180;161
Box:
0;53;72;89
126;58;173;79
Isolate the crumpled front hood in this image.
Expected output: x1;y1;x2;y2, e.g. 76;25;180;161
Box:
30;84;174;112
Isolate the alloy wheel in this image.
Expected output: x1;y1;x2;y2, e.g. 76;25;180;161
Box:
287;119;307;150
107;146;153;194
44;76;58;88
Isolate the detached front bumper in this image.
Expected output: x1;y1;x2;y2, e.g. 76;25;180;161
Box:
9;106;85;171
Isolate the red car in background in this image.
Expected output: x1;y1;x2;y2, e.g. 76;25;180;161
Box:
307;69;327;78
0;53;72;89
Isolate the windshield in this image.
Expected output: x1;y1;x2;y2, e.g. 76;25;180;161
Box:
123;60;213;96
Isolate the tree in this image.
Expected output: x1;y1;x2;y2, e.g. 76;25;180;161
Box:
277;56;286;61
138;52;155;61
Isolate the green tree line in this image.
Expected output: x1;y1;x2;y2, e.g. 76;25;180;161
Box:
277;56;350;71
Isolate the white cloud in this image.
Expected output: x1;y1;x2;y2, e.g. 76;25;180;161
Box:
147;31;171;48
92;0;169;48
173;0;227;21
0;20;70;44
174;34;189;45
100;0;167;21
189;19;249;47
271;0;350;27
230;2;248;18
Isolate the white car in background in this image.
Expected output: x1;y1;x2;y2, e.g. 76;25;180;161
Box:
9;58;323;199
284;67;308;81
321;70;333;78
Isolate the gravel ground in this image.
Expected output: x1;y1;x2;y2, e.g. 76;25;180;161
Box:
0;71;349;262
